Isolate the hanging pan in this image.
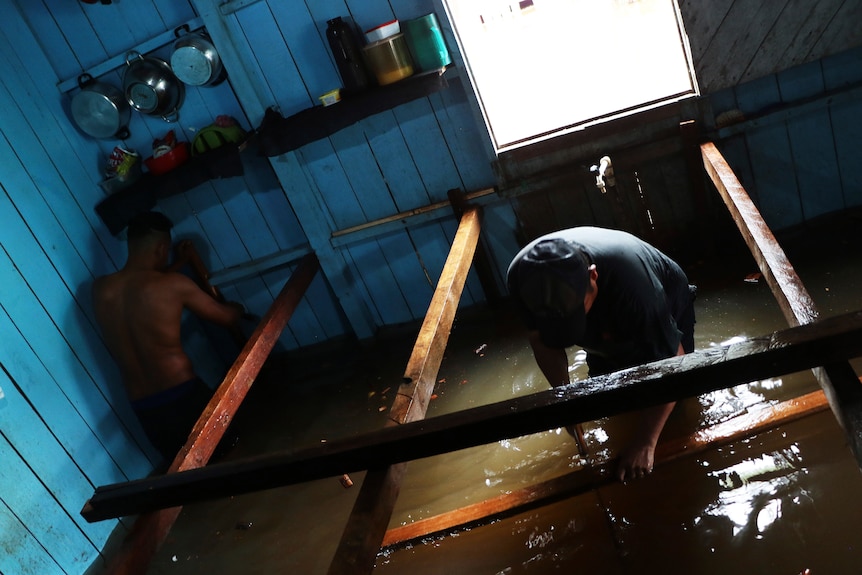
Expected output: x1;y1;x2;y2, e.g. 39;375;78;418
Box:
123;51;185;122
70;74;131;139
170;25;226;87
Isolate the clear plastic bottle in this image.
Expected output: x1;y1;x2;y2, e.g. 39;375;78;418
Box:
326;17;370;94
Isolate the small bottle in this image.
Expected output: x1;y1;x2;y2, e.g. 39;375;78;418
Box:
326;17;370;94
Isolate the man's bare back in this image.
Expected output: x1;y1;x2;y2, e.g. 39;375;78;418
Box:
92;220;241;401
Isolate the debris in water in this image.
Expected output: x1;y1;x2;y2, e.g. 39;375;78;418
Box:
368;391;376;398
340;474;354;488
378;406;387;412
474;343;488;355
744;272;761;283
236;521;253;530
381;387;391;395
431;394;438;400
438;378;446;384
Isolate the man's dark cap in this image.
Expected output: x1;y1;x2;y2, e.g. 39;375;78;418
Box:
515;238;591;348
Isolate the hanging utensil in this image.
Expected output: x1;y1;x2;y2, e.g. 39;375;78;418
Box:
70;74;131;139
123;51;185;122
170;25;226;87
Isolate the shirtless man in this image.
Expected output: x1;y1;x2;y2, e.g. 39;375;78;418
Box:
92;211;243;465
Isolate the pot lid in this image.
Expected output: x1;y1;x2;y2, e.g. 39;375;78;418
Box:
171;47;214;86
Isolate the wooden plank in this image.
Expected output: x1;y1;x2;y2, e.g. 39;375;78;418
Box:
381;389;831;548
0;500;65;575
326;206;482;575
90;253;319;575
80;306;862;521
701;141;862;465
0;433;99;573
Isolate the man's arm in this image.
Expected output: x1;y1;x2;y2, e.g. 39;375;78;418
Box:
615;342;685;482
528;331;570;388
171;272;243;327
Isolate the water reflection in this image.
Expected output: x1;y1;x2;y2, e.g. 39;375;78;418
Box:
704;445;806;538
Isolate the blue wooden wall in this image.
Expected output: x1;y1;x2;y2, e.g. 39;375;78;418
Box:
1;0;860;573
0;0;506;572
709;46;862;230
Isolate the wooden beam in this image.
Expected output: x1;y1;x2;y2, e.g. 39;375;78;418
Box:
381;389;831;548
327;206;483;575
89;253;319;575
700;141;862;466
81;308;862;522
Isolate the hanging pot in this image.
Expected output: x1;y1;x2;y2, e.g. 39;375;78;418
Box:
123;51;185;122
70;74;131;139
170;25;226;87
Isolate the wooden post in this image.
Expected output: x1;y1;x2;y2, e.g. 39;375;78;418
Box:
92;253;319;575
700;142;862;467
327;205;483;575
447;189;501;306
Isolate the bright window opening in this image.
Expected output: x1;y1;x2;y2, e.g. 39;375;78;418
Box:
441;0;698;152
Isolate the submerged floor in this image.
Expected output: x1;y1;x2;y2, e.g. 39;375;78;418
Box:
100;216;862;574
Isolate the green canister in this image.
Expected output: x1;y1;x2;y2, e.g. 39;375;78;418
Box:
404;13;452;72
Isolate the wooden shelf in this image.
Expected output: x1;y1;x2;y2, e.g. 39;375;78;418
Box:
94;67;454;234
257;66;454;157
95;143;244;235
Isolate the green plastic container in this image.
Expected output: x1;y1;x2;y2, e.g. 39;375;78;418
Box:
404;13;452;72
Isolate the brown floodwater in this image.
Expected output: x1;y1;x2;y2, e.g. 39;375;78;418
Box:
129;220;862;575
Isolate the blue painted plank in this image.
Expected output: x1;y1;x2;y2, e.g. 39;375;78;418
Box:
15;0;81;84
392;98;461;201
345;0;395;35
236;1;310;114
0;243;150;478
329;125;394;219
0;500;65;575
40;0;109;70
0;369;117;552
778;63;843;220
267;1;341;101
744;123;803;230
270;148;378;338
0;20;125;273
345;240;412;325
238;154;305;251
259;266;325;348
0;432;102;574
151;0;198;30
182;183;252;268
298;139;366;229
735;75;803;229
428;78;497;191
377;230;439;317
0;307;136;485
76;1;152;58
822;47;862;209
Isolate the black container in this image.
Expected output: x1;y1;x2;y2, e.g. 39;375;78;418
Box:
326;16;370;94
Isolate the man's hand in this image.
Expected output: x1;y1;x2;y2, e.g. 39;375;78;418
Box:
616;441;656;482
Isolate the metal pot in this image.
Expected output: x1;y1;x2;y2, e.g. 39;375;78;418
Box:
70;74;131;139
170;25;225;87
123;51;185;122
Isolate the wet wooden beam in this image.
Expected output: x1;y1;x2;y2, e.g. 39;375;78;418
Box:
87;253;319;575
700;141;862;466
381;389;831;547
327;206;483;575
81;308;862;522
